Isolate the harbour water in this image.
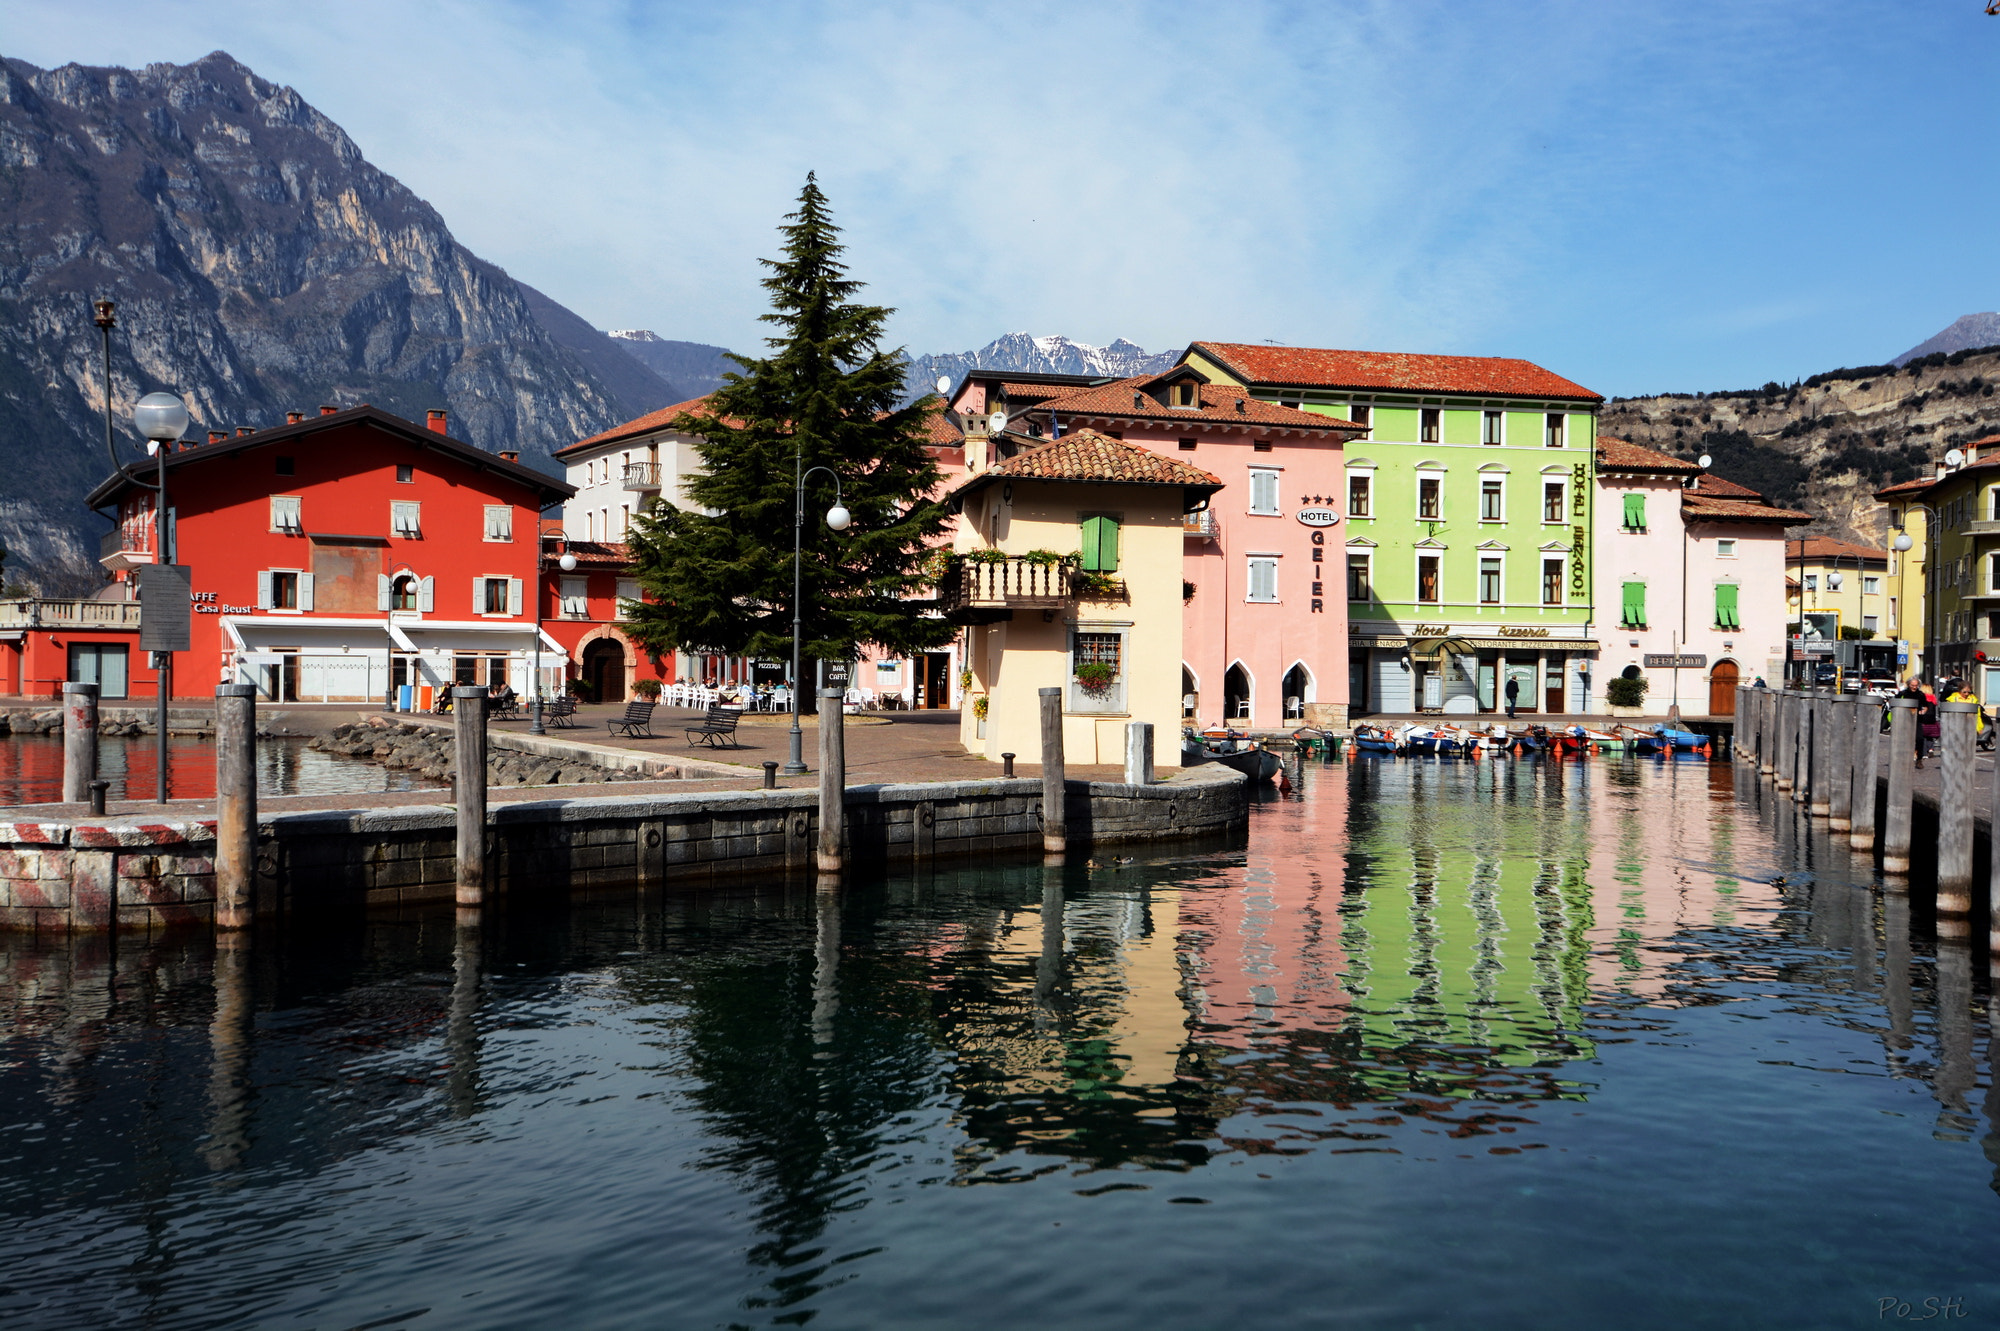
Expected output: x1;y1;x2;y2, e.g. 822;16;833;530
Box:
0;731;443;804
1;756;1995;1328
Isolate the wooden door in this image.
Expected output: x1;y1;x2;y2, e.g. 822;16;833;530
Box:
1545;655;1566;714
1708;660;1739;716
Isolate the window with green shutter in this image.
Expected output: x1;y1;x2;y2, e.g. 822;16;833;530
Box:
1621;580;1647;628
1622;493;1646;530
1715;583;1740;629
1080;514;1121;572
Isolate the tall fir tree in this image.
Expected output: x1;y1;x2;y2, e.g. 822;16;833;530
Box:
621;176;953;681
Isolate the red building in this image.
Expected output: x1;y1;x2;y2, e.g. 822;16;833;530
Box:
64;405;573;704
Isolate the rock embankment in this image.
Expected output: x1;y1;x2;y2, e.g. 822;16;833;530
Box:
311;719;646;787
0;710;203;737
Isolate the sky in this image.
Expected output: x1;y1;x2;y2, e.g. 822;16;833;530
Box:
9;1;2000;398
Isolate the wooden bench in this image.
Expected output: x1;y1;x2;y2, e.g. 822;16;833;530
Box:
608;699;657;739
686;703;743;748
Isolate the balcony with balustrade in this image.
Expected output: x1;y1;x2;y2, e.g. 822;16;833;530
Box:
100;525;154;571
0;598;144;631
622;462;662;492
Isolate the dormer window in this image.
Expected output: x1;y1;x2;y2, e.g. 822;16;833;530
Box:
1174;382;1197;407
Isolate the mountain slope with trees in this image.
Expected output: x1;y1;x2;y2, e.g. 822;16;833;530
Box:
1600;344;2000;546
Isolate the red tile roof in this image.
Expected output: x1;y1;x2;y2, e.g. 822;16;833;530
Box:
1683;496;1812;524
1190;342;1601;401
1787;535;1889;562
952;428;1222;499
915;406;964;447
1874;455;2000;502
1596;436;1701;474
557;396;717;457
1689;472;1760;498
1031;374;1366;434
553;540;634;567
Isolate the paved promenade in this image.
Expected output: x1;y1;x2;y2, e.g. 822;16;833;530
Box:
11;702;1130;820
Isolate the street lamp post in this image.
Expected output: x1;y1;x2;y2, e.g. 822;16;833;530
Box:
531;531;578;735
133;391;191;805
783;464;851;777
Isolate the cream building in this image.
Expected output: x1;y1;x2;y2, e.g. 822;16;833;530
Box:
949;430;1222;768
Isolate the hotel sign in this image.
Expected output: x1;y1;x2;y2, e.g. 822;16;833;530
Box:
1295;507;1341;527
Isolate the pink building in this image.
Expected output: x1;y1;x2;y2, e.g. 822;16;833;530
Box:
1593;437;1809;716
951;367;1366;729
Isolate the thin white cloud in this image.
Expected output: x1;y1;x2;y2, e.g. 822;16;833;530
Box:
7;0;1998;393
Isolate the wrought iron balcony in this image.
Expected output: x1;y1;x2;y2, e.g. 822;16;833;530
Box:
1182;508;1216;539
99;526;153;570
622;462;662;491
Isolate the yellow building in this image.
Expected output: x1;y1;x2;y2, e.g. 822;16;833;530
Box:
1782;535;1892;637
947;429;1222;768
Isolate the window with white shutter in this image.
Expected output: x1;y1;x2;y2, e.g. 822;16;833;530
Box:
391;501;422;537
256;570;273;609
508;577;523;615
561;576;588;618
377;573;392;611
418;575;434;613
615;578;640;608
1249;469;1280;515
1247;556;1278;603
270;495;302;533
483;505;512;541
298;573;314;612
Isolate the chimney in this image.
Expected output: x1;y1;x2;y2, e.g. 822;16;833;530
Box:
498;449;519;463
287;411;303;425
319;405;337;416
236;427;253;438
427;409;448;435
208;431;227;444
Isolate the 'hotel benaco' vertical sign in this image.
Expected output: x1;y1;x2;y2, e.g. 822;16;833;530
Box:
1569;462;1588;597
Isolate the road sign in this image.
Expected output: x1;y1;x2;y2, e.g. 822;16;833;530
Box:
1644;654;1707;669
137;563;192;652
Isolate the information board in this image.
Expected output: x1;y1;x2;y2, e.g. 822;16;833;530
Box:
136;563;192;653
1643;654;1707;669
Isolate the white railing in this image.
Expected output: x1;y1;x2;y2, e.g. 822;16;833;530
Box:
0;599;144;630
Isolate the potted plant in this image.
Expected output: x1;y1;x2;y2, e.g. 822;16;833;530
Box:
632;677;662;701
1071;571;1124;601
1074;661;1117;695
568;677;596;703
1605;674;1649;716
1020;548;1071;568
965;548;1009;564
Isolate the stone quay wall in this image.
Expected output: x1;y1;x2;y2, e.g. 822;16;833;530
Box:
0;764;1248;931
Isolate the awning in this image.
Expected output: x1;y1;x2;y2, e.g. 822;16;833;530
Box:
1407;636;1476;663
223;616;564;655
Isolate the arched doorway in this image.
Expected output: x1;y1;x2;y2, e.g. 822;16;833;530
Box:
1708;659;1739;716
1281;663;1312;721
1223;663;1252;722
1182;665;1198;719
583;639;626;703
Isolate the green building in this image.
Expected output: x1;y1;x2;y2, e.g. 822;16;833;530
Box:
1182;343;1605;715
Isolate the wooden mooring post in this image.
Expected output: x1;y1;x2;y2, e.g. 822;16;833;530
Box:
1936;700;1978;935
452;687;488;906
61;682;98;805
1808;691;1833;819
817;688;845;873
1760;688;1778;777
1040;686;1067;854
214;684;257;931
1883;697;1917;877
1849;695;1880;851
1776;690;1798;792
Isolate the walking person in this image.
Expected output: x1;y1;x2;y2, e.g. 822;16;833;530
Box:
1901;676;1938;767
1945;679;1989;751
1504;674;1520;720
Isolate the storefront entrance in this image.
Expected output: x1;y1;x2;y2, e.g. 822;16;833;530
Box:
916;652;953;709
583;639;626;703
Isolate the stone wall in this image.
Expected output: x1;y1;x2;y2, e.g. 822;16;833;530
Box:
0;764;1248;931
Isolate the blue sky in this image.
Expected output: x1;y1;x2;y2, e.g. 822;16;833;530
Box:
10;1;1999;397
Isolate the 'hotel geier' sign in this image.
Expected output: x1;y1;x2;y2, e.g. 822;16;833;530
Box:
1295;507;1341;527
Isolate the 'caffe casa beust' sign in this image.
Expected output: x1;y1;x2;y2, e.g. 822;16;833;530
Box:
1295;507;1341;527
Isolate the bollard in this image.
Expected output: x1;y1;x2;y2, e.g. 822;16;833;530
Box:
817;687;845;873
1124;721;1155;786
1039;686;1067;854
213;684;258;931
762;761;778;790
1784;687;1800;783
1826;694;1854;829
1809;692;1834;820
1883;697;1917;876
1002;752;1016;778
1768;683;1784;779
87;779;108;816
62;681;99;805
1849;696;1880;851
452;687;489;906
1937;701;1978;928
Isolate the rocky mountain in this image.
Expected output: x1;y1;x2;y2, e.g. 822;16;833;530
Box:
607;331;736;401
0;51;658;593
899;332;1179;403
1600;344;2000;547
1894;312;2000;366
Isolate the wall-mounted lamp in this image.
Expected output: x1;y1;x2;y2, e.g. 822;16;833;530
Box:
1398;653;1411;671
